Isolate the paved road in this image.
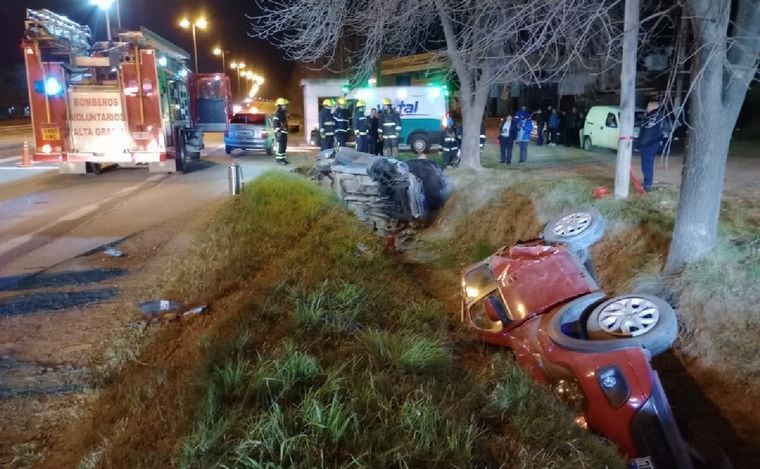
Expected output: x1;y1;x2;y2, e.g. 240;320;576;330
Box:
0;133;316;280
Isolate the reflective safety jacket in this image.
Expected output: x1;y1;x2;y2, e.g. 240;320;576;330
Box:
440;131;459;154
353;108;368;136
333;107;350;134
379;109;401;139
319;108;336;137
272;107;288;134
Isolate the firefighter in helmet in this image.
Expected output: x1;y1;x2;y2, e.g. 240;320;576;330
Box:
272;97;289;164
379;97;401;157
333;97;350;147
353;100;369;153
319;98;336;151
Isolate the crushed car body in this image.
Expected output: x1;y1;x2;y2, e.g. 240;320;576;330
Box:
460;208;694;469
311;148;451;235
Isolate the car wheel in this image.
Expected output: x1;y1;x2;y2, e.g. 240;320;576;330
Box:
85;162;102;174
266;144;273;156
586;294;677;356
175;129;187;173
583;136;593;151
225;145;233;155
543;207;605;251
410;133;429;153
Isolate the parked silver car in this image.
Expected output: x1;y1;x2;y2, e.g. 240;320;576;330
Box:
224;113;274;155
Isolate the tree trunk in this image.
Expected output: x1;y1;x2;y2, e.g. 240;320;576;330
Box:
458;83;489;170
664;106;732;273
664;4;728;273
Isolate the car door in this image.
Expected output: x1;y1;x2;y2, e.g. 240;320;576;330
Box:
598;111;620;150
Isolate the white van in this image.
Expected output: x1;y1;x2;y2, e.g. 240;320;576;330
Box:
582;105;673;151
346;86;448;152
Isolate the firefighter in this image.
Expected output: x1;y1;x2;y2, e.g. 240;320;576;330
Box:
353;100;369;153
319;98;336;151
333;97;350;147
272;97;289;164
440;125;459;167
379;98;401;157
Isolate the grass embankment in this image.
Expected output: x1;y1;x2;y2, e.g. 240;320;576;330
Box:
426;166;760;450
66;172;621;468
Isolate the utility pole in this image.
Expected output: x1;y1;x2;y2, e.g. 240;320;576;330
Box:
614;0;640;198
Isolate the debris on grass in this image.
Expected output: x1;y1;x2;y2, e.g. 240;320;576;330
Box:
103;247;124;258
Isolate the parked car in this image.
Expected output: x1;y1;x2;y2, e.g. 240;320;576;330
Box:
582;105;676;152
310;148;451;235
460;208;694;469
224;112;274;155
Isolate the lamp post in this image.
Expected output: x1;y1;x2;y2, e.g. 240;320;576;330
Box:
91;0;114;41
179;16;208;73
213;47;229;73
230;62;246;100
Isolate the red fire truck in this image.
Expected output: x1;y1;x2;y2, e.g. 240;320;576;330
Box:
21;9;226;174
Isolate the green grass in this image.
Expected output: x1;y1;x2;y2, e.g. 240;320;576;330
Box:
75;170;622;468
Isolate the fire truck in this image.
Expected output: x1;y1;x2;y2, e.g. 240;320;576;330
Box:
21;8;221;174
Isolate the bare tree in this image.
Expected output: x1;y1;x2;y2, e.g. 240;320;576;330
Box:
251;0;621;169
664;0;760;272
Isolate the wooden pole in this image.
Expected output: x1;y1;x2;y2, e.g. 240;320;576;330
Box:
614;0;640;198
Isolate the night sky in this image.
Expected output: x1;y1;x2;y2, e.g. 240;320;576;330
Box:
0;0;292;96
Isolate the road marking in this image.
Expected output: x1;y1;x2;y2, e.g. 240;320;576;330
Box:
0;166;58;171
0;177;164;259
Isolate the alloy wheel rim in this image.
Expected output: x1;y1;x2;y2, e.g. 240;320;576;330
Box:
552;212;592;237
597;297;660;337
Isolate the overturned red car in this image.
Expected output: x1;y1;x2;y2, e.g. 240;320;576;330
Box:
460;208;693;469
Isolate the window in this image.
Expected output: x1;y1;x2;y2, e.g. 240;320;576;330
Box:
468;290;511;332
605;113;618;128
198;78;224;99
231;113;266;125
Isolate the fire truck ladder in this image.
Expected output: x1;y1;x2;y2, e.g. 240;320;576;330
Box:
24;9;91;55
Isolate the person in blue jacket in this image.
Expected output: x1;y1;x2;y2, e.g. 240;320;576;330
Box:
516;105;531;121
638;99;664;192
516;117;533;163
547;109;561;146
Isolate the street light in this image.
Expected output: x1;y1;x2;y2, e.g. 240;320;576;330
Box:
241;71;265;99
212;47;229;72
179;16;208;73
91;0;115;42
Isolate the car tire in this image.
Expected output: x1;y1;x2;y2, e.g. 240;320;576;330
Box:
85;162;102;175
583;136;593;151
175;129;187;173
225;145;233;155
409;133;429;153
266;145;273;156
543;207;605;251
586;294;677;357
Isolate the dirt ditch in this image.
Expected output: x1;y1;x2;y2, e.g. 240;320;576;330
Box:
404;169;760;469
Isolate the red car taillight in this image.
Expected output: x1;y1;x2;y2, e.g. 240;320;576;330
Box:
261;130;268;138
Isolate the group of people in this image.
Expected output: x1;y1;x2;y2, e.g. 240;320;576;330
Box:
497;110;533;164
318;97;402;157
533;106;585;147
491;105;586;164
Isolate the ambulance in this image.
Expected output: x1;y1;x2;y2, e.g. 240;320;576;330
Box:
346;85;449;152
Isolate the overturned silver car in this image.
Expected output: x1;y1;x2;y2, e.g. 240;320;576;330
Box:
310;148;452;235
